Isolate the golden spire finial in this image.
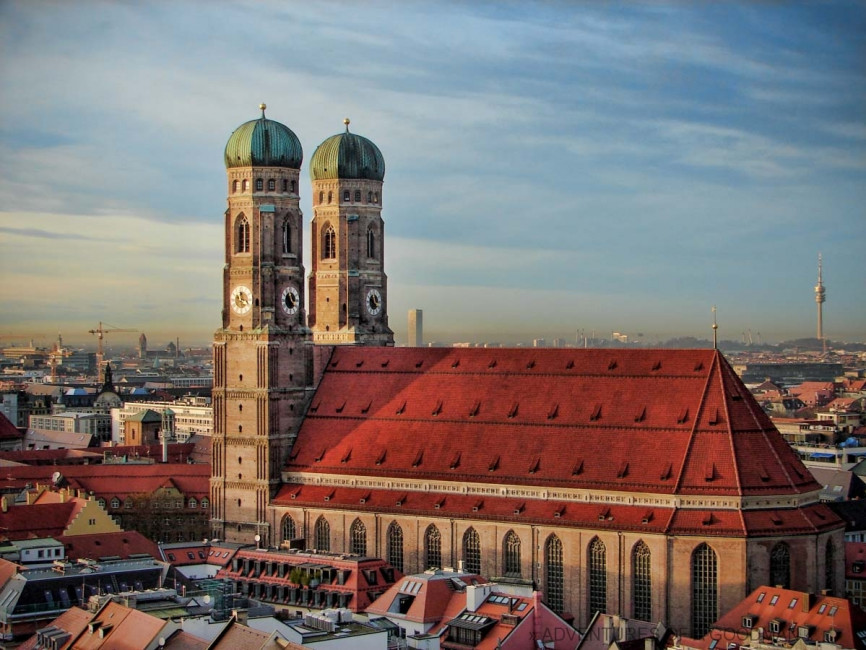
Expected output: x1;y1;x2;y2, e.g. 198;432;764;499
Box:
259;103;267;117
344;117;350;132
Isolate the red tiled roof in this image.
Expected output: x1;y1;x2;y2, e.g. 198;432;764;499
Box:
695;586;866;650
0;501;80;540
274;484;838;537
0;411;21;441
58;531;159;561
286;349;821;498
18;605;92;650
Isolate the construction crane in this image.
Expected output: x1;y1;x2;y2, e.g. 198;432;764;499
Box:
88;322;137;384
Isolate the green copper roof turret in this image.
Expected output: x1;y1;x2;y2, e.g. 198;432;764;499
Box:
310;119;385;182
224;105;303;169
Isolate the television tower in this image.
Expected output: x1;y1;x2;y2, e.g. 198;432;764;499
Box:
814;253;826;340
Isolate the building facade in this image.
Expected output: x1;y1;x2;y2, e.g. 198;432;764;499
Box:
211;110;845;638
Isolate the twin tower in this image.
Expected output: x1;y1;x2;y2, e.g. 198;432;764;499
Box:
211;106;393;541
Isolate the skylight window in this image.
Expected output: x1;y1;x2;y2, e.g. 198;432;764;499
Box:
757;592;766;603
770;595;779;606
788;598;798;609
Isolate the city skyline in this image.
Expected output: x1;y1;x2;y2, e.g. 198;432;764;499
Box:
1;1;864;346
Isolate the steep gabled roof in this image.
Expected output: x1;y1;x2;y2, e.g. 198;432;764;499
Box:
286;348;820;498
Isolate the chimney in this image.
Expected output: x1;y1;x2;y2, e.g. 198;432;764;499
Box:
465;584;492;612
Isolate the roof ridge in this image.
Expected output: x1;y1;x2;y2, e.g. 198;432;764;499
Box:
716;351;744;498
672;351;717;493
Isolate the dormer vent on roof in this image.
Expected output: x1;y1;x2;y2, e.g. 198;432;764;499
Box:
472;500;483;512
771;514;784;526
705;463;717;482
590;404;602;421
759;464;771;482
508;402;519;418
548;403;559;419
432;401;443;416
361;401;372;414
608;360;618;370
634;407;646;423
660;463;672;480
452;359;460;368
488;359;497;369
702;512;716;526
526;360;535;369
677;407;689;424
529;458;540;474
375;450;387;465
694;361;704;372
324;490;335;502
396;494;407;507
708;408;722;425
469;401;481;417
450;452;461;469
554;506;565;518
335;401;346;414
489;456;500;472
341;449;352;463
415;360;423;368
434;497;445;509
309;400;321;413
617;462;629;478
315;447;326;462
395;401;406;415
572;460;584;476
642;511;654;524
355;360;364;368
599;508;611;521
360;492;370;504
652;360;662;371
513;503;525;515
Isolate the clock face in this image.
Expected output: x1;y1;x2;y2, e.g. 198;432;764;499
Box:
281;285;300;315
366;288;382;316
230;285;252;314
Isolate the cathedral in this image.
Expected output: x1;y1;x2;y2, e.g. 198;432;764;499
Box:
209;107;844;638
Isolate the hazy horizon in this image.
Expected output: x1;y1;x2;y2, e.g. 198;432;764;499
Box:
1;2;864;346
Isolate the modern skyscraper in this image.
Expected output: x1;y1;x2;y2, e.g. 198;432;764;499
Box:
408;309;423;347
815;253;826;340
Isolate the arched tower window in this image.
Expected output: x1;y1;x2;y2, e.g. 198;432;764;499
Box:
545;535;564;613
282;220;291;255
633;541;652;622
282;179;288;192
343;190;350;202
425;525;442;570
367;191;372;203
770;542;790;590
691;543;718;638
314;516;330;552
387;522;403;572
267;179;275;191
235;216;250;253
255;178;263;191
232;180;239;193
242;179;249;192
281;515;296;542
327;191;332;204
291;180;296;193
825;539;836;594
350;518;367;556
366;226;376;259
589;537;606;617
319;191;324;204
354;189;361;202
323;225;336;260
503;530;521;577
463;527;481;574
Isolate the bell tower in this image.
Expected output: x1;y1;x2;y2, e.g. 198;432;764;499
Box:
211;105;314;544
308;119;394;346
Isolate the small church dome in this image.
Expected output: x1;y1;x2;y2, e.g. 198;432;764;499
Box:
310;119;385;182
224;105;303;169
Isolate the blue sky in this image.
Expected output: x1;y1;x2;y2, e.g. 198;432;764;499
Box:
0;1;864;347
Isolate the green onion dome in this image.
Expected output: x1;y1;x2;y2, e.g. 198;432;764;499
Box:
310;119;385;182
224;104;303;169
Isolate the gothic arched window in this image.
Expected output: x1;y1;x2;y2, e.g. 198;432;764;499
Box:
691;543;718;638
232;180;239;193
255;178;263;191
350;518;366;556
545;535;564;613
242;179;249;192
323;225;336;260
267;179;275;191
236;215;250;253
281;515;296;543
503;530;521;577
366;227;376;259
367;191;372;203
354;189;361;202
770;542;790;590
425;525;442;570
633;541;652;622
319;191;324;204
343;190;350;202
282;220;291;255
327;191;333;204
314;516;330;552
387;522;403;572
589;537;606;617
825;539;836;594
282;179;288;192
463;528;481;574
